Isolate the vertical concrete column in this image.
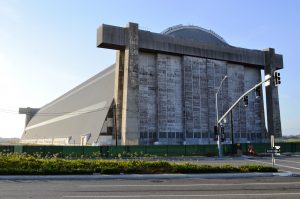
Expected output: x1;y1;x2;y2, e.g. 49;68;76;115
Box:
114;50;125;142
264;48;282;138
121;22;139;145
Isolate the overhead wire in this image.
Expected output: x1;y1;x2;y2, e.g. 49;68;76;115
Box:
0;105;143;117
0;106;112;116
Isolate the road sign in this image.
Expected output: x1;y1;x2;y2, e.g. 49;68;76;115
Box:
266;149;280;153
267;146;281;154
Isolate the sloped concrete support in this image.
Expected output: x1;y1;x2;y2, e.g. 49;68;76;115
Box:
113;50;125;143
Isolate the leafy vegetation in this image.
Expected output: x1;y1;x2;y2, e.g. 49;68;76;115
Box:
0;153;277;175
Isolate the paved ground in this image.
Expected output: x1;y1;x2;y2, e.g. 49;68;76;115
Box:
168;155;300;174
1;176;300;198
1;155;300;198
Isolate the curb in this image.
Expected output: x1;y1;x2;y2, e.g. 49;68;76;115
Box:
0;172;293;181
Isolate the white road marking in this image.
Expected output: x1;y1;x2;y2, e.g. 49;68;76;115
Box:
79;181;300;188
63;192;300;198
248;159;300;171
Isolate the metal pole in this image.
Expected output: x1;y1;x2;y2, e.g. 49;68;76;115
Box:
113;103;118;146
215;92;221;158
271;135;275;167
230;110;234;155
218;75;271;125
216;76;228;158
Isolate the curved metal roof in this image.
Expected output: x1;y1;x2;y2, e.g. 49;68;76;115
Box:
161;25;228;45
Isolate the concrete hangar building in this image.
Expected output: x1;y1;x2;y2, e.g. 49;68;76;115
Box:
20;22;283;146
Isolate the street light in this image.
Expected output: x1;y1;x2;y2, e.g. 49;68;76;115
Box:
216;75;228;158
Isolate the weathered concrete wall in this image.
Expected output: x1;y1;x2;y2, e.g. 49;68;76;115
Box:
138;52;157;145
206;60;229;142
95;22;282;145
226;64;266;143
183;56;209;144
227;63;247;143
122;52;267;145
244;67;265;142
157;54;183;144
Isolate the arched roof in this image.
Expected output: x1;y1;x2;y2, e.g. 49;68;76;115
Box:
161;25;228;46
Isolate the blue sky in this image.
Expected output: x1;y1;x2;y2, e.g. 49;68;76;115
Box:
0;0;299;138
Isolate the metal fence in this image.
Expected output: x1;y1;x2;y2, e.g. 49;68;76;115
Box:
0;143;299;158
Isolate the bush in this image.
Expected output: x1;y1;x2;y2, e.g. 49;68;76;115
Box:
239;164;278;173
0;153;277;175
95;167;121;174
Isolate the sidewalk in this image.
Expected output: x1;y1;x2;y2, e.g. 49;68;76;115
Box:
0;172;293;181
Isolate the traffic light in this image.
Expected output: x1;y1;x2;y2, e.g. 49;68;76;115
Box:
255;86;261;98
243;96;248;107
274;71;281;86
214;125;218;141
220;126;225;142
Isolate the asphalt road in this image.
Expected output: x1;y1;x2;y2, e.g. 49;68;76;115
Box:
1;177;300;198
1;156;300;198
169;155;300;174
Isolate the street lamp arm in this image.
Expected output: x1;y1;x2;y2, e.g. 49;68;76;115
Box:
218;76;271;125
216;75;228;124
216;76;228;95
215;75;228;158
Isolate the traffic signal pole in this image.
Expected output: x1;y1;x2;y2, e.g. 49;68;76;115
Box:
218;75;272;126
216;71;280;158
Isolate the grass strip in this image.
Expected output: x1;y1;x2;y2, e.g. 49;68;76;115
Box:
0;153;277;175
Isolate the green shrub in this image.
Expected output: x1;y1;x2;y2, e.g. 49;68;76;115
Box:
0;153;277;175
239;164;277;173
100;167;121;174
